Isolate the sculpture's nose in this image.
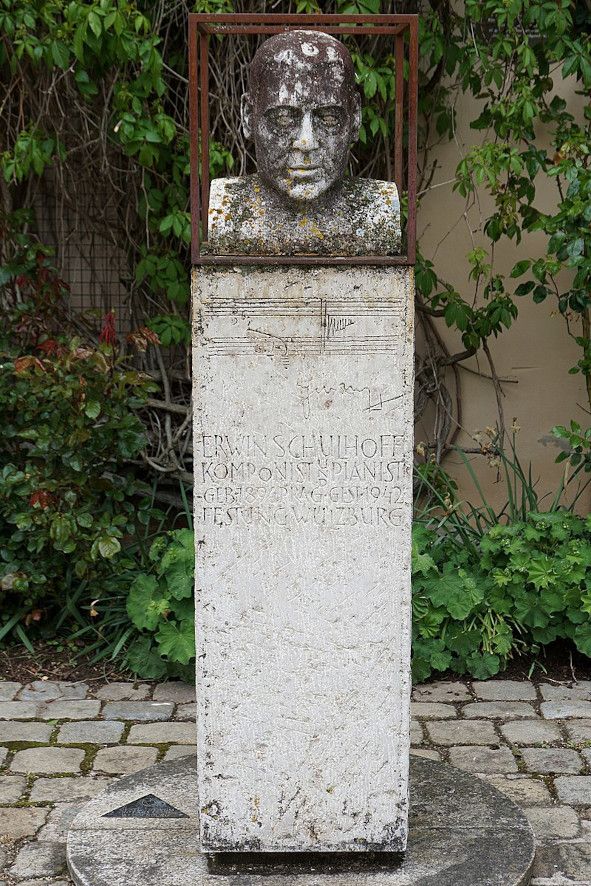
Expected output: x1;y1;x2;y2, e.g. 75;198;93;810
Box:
292;112;319;152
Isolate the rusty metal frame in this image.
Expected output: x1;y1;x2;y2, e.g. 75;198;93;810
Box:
188;13;418;266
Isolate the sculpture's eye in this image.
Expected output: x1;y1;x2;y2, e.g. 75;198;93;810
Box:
266;107;300;129
315;107;343;127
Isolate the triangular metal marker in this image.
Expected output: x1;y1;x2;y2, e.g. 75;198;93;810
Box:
103;793;188;819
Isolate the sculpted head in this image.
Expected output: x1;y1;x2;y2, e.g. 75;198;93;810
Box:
241;30;361;202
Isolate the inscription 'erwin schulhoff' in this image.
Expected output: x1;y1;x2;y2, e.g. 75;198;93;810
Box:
194;432;409;528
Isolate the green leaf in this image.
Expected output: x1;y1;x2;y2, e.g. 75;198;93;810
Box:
127;574;170;630
527;554;556;590
88;10;102;38
573;621;591;657
126;637;168;679
76;512;93;528
97;535;121;559
84;400;101;419
50;41;69;69
160;529;195;600
466;652;500;680
424;564;484;620
510;260;531;278
156;619;195;665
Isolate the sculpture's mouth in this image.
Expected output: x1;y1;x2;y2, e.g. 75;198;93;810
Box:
288;166;321;177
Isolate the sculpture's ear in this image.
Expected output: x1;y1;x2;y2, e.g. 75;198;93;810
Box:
351;91;362;143
241;93;253;140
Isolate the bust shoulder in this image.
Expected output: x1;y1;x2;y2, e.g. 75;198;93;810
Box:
207;174;401;257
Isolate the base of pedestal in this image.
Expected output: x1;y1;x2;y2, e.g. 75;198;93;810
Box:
66;755;535;886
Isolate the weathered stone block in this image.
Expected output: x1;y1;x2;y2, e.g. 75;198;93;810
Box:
10;746;85;774
555;775;591;805
0;774;26;803
410;702;456;719
93;746;158;775
482;775;552;806
0;721;53;743
0;701;38;719
500;719;561;746
533;842;591;882
164;746;197;762
565;718;591;743
462;701;538;719
524;805;580;840
57;720;124;744
193;266;414;852
539;682;591;701
0;806;48;840
411;681;471;703
127;722;196;744
153;682;195;703
448;746;518;774
175;703;197;721
101;701;173;721
19;680;88;701
94;682;151;701
426;719;498;746
29;776;113;802
0;682;21;700
10;842;66;879
541;699;591;719
521;747;583;775
472;680;537;701
37;700;100;720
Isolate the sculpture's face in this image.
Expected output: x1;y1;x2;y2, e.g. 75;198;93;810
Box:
242;32;361;202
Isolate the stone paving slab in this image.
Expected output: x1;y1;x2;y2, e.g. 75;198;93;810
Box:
10;747;85;775
462;700;539;719
0;676;590;885
0;722;54;743
101;701;173;721
56;721;124;744
472;680;538;701
521;747;584;775
19;682;88;702
0;684;21;701
94;683;151;702
500;719;562;746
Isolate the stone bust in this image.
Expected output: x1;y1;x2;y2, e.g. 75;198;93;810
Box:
207;30;401;256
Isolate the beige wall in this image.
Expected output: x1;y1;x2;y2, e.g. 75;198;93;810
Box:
417;80;590;513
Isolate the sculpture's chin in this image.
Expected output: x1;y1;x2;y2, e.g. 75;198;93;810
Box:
282;183;328;201
272;175;338;203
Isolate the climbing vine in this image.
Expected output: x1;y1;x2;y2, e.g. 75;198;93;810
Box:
1;0;590;485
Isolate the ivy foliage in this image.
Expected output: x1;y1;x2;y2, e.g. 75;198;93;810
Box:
0;0;589;437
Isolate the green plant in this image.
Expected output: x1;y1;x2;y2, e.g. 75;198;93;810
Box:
123;528;195;679
412;433;591;681
412;510;591;682
0;337;156;643
2;0;590;469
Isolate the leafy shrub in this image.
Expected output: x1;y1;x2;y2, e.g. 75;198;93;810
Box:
412;512;591;682
0;338;155;642
124;529;195;679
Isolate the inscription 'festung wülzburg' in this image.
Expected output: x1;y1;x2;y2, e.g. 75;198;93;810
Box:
194;432;410;529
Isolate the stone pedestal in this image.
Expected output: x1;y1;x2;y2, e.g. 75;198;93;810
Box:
192;266;414;852
66;756;536;886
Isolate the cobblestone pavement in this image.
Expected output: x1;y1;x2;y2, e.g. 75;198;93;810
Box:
0;678;591;885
